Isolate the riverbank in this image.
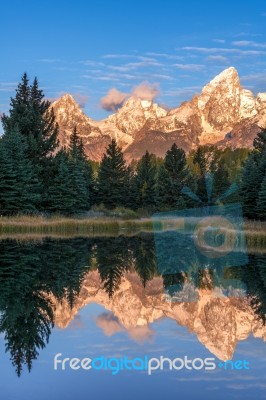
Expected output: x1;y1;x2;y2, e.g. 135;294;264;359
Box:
0;215;154;236
0;215;266;253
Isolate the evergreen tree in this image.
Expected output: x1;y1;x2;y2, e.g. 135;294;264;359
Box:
157;144;190;210
97;140;128;209
253;128;266;153
257;175;266;220
0;129;40;215
2;74;58;165
134;151;157;210
96;237;133;297
1;74;59;209
241;128;266;220
46;151;76;215
192;146;219;204
212;162;231;202
68;126;94;207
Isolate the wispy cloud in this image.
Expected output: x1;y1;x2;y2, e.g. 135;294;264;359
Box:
95;312;154;343
107;59;162;73
233;32;263;37
149;73;173;80
241;72;266;85
102;54;136;59
213;39;226;44
164;86;201;98
100;81;160;111
82;74;120;82
73;93;89;108
173;63;204;71
132;81;159;100
100;88;128;111
145;52;184;60
206;55;229;63
182;46;266;55
82;60;105;67
96;313;124;336
0;82;17;92
38;58;60;63
232;40;266;48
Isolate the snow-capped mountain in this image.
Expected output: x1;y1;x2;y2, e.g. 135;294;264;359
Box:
51;67;266;162
51;271;266;361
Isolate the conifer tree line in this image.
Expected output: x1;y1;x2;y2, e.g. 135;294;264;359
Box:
0;74;265;219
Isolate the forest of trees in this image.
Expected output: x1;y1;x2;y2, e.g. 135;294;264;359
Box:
1;74;266;219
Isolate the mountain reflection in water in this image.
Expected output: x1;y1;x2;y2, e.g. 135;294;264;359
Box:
0;235;265;376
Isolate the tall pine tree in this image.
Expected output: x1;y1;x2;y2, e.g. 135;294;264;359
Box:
97;140;128;209
241;130;266;219
0;129;40;215
133;151;157;210
2;73;58;165
157;144;190;210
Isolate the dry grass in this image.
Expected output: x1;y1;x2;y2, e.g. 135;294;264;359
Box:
0;215;154;237
1;216;266;254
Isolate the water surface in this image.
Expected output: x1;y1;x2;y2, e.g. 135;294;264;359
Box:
0;235;265;399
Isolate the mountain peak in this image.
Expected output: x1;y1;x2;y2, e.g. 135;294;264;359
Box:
50;66;266;162
201;67;240;99
53;93;78;107
210;66;239;85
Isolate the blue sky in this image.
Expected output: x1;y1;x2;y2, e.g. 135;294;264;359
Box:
1;303;266;400
1;0;266;121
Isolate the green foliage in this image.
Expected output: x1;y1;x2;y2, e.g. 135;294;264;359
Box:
134;151;158;209
241;130;266;220
157;144;191;210
97;139;128;209
191;146;239;205
46;127;93;215
2;74;58;165
0;238;92;375
0;129;40;215
257;175;266;219
0;73;264;217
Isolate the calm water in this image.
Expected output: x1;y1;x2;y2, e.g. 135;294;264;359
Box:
0;235;265;400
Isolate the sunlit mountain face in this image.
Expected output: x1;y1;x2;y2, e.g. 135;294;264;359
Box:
51;67;266;162
0;235;265;399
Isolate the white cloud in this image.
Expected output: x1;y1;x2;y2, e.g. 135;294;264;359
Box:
128;325;154;343
145;52;184;60
241;72;266;85
96;313;124;336
0;82;17;92
38;58;60;63
73;93;89;108
100;88;128;111
164;86;201;98
132;81;160;100
206;55;229;63
100;81;160;111
182;46;266;55
173;63;204;71
213;39;226;44
232;40;266;48
82;60;105;67
102;54;136;59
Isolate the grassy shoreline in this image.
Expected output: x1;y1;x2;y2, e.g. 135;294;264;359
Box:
0;215;154;236
0;216;266;252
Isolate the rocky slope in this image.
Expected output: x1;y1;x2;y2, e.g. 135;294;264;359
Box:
52;271;266;361
51;67;266;161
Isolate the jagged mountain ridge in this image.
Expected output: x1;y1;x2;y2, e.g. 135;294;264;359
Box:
51;271;266;361
51;67;266;161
